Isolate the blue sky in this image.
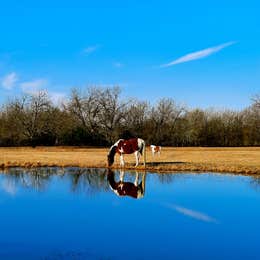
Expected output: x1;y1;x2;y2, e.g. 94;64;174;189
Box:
0;0;259;109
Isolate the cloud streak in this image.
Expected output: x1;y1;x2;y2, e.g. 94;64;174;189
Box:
113;62;124;68
163;203;218;223
161;41;236;68
1;72;18;90
20;79;48;94
83;44;100;55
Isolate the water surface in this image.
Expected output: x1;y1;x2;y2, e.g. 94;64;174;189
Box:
0;168;260;259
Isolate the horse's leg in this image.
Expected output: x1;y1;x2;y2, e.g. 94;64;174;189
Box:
158;147;161;156
120;154;125;167
119;169;125;182
143;143;146;167
134;172;139;186
134;151;139;167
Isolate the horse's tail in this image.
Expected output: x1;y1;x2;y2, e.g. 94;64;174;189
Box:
143;141;146;167
139;139;146;167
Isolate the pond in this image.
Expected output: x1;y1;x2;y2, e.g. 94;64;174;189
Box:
0;168;260;260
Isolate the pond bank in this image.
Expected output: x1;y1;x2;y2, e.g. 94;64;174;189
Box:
0;146;260;175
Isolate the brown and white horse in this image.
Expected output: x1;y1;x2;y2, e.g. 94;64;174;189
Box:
107;169;146;199
150;145;161;156
107;138;146;167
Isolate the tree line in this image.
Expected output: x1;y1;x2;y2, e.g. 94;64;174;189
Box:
0;86;259;147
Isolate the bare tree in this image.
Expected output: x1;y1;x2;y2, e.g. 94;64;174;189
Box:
5;91;52;146
242;94;260;145
97;86;130;144
184;109;207;146
66;87;101;133
122;100;149;138
148;98;186;144
251;94;260;109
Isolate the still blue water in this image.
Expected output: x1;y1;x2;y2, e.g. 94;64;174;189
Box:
0;167;260;260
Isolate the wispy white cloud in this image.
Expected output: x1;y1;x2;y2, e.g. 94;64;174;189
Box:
49;91;67;106
19;78;67;105
0;72;67;106
1;72;18;90
83;44;100;55
20;79;48;94
161;41;236;68
163;203;218;223
114;62;124;68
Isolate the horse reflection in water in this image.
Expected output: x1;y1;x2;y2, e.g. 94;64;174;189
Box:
107;169;146;199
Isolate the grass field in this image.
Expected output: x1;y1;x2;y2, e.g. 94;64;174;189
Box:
0;146;260;174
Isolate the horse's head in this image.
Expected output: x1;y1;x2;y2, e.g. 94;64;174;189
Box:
107;146;116;167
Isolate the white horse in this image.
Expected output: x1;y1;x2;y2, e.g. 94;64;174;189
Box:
150;145;161;156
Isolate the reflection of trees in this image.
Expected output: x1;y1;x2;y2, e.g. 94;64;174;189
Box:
154;172;180;184
1;168;183;195
2;167;57;192
1;167;109;194
155;173;260;191
250;176;260;191
66;168;109;194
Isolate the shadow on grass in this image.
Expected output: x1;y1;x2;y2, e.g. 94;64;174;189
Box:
146;161;187;166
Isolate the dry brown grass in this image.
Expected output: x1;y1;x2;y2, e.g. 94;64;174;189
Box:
0;146;260;175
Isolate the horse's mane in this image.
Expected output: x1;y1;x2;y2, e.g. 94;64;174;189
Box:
107;170;117;189
107;145;117;166
108;145;117;157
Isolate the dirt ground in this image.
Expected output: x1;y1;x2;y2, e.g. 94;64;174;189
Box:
0;146;260;174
